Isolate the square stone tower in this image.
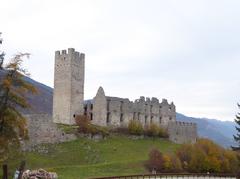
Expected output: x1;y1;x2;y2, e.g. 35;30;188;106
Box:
53;48;85;124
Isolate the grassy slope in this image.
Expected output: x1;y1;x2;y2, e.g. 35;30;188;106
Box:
5;135;179;179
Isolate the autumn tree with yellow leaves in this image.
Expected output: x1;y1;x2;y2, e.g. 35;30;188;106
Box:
0;36;37;162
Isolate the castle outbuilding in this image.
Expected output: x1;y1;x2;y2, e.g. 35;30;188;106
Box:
52;48;197;144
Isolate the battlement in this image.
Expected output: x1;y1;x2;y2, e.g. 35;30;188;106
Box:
135;96;174;106
55;48;85;60
169;121;196;127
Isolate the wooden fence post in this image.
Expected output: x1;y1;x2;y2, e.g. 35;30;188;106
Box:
2;164;8;179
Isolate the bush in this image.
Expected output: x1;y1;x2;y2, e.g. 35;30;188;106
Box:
158;127;169;138
176;138;240;174
75;115;109;137
168;154;183;172
145;148;165;172
128;120;144;135
145;148;182;173
144;123;169;138
75;115;91;134
145;123;159;137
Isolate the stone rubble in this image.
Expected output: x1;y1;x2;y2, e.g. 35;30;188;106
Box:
22;169;58;179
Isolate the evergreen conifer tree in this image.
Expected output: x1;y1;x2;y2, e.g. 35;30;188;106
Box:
0;32;5;69
232;104;240;151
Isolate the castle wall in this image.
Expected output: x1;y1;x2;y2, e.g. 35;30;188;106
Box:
24;114;76;150
167;121;197;144
53;48;85;124
90;88;178;128
51;48;197;145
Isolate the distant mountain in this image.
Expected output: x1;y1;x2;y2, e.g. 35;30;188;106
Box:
0;69;237;147
0;69;53;114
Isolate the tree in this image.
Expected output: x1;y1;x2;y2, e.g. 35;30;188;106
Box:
145;148;165;172
0;51;37;162
232;104;240;151
0;32;5;69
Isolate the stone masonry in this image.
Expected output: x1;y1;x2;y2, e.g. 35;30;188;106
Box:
85;87;176;127
23;114;76;150
53;48;85;124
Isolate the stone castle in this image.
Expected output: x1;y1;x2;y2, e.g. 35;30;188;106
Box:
52;48;197;144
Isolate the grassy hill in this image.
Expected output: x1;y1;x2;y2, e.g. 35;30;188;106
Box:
4;135;179;179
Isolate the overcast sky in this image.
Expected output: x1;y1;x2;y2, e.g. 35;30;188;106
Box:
1;0;240;121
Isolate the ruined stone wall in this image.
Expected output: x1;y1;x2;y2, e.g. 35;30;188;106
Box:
105;96;176;128
92;87;107;126
89;87;177;128
167;121;197;144
23;114;76;150
53;48;85;125
87;87;197;144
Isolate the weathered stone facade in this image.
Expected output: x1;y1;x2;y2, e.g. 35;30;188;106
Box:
168;121;197;144
52;48;198;144
85;87;176;128
23;114;76;150
53;48;85;124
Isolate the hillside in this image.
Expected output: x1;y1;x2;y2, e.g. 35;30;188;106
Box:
3;136;179;179
0;69;53;114
0;70;236;147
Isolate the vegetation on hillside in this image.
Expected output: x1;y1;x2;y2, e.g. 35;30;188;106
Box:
232;104;240;151
0;135;179;179
0;33;4;69
128;120;168;138
146;138;240;174
75;115;110;137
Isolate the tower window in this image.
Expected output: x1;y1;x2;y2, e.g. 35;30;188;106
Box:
107;100;110;111
120;101;123;112
138;112;140;120
107;112;110;124
120;113;124;122
145;116;148;124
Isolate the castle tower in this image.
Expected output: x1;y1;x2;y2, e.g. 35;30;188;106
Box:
53;48;85;124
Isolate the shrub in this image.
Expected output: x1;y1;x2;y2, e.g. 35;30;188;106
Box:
145;148;165;172
145;123;159;137
176;144;194;169
169;154;183;172
158;127;169;138
144;123;169;138
128;120;144;135
145;148;182;173
75;115;109;137
175;138;240;174
75;115;91;134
